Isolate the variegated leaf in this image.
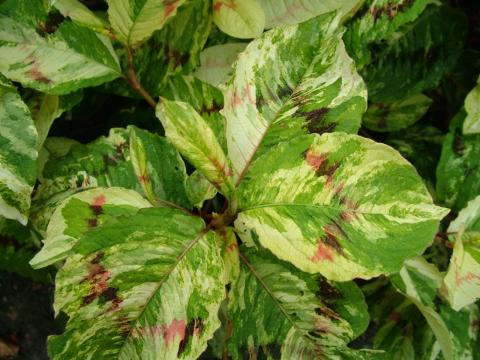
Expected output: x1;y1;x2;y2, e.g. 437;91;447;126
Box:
363;94;432;133
161;75;226;151
50;0;108;33
0;80;38;224
48;207;225;359
235;133;448;281
443;195;480;311
32;126;191;233
351;5;467;103
30;187;151;269
437;110;480;211
107;0;186;47
227;246;370;359
156;98;235;198
0;8;121;94
104;1;212;98
212;0;265;39
194;43;247;87
215;227;240;285
259;0;362;28
27;90;83;150
185;170;217;209
391;258;480;360
223;13;367;181
344;0;433;69
463;75;480;134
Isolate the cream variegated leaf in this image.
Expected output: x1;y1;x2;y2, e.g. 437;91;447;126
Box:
224;13;367;181
391;258;480;360
185;170;217;209
463;75;480;134
259;0;362;28
107;0;186;46
48;207;225;359
443;195;480;311
156;98;235;198
51;0;108;32
0;80;38;224
0;12;121;94
235;133;448;281
212;0;265;39
30;187;151;269
31;126;191;234
227;246;371;359
194;43;247;87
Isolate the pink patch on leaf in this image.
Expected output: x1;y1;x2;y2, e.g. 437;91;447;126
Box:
163;319;186;345
305;150;327;172
92;195;106;206
310;242;334;262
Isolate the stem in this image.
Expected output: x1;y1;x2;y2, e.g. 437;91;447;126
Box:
125;47;157;108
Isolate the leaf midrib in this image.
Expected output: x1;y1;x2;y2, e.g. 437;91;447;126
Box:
233;27;328;188
117;227;210;356
238;252;318;349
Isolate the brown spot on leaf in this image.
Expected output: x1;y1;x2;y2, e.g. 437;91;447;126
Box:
200;101;222;116
452;129;465;156
388;311;401;323
164;0;179;17
178;318;204;356
87;218;98;228
323;224;344;253
90;205;103;216
315;306;341;320
316;278;342;302
213;0;236;12
370;0;413;21
27;66;52;84
164;47;189;69
117;316;131;338
229;89;242;107
81;261;122;309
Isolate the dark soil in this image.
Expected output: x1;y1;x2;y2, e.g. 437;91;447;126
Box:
0;271;57;360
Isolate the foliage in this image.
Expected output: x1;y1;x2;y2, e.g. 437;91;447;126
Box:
0;0;479;359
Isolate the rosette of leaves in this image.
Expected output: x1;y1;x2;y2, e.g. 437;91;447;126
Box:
17;8;454;358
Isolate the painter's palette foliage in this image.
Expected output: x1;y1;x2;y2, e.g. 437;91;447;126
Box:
1;0;479;359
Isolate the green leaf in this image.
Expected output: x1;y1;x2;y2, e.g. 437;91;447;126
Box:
235;133;448;281
0;216;53;282
0;11;121;94
103;0;212;98
443;195;480;311
223;13;367;181
156;98;235;198
344;0;433;69
391;258;454;360
48;207;225;359
161;75;227;153
436;110;480;211
0;82;38;224
194;43;247;87
107;0;187;47
258;0;363;28
30;187;151;269
362;94;432;133
27;90;83;150
227;246;369;359
32;127;191;233
391;258;480;360
385;125;444;189
51;0;108;33
355;5;467;103
212;0;265;39
185;171;217;209
463;75;480;135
